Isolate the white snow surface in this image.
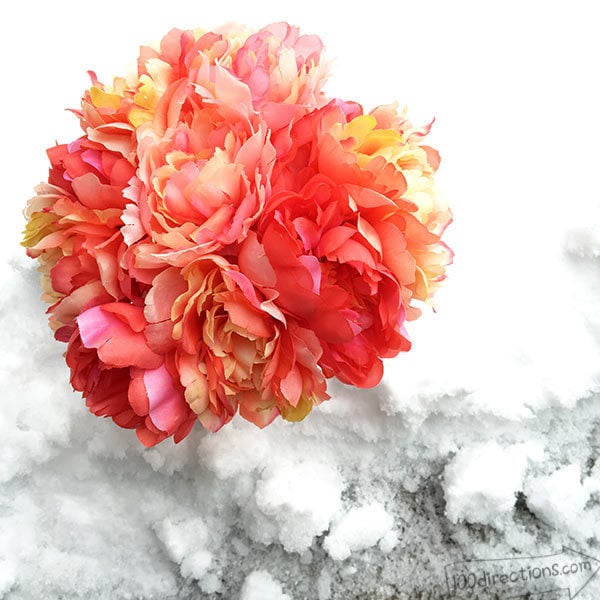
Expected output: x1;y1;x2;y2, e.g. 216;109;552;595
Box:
324;502;395;560
240;571;291;600
2;2;600;599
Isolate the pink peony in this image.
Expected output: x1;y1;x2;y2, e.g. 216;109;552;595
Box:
66;303;195;446
23;22;452;446
233;22;328;129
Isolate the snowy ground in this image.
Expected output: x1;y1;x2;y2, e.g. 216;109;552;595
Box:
2;2;600;599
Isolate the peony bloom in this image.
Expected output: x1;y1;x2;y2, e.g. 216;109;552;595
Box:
233;22;328;129
145;256;328;431
22;133;138;336
280;101;453;314
66;303;195;446
128;123;277;267
246;173;412;388
23;22;452;446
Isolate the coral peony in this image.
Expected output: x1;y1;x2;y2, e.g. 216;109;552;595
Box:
23;22;452;446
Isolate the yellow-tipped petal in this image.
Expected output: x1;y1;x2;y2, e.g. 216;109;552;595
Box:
128;108;153;128
89;86;122;110
21;212;57;248
342;114;377;141
280;394;314;422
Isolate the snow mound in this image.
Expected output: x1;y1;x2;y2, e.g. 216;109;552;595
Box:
445;441;544;524
240;571;291;600
324;502;395;560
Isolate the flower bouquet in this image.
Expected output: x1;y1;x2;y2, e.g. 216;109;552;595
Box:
23;22;452;446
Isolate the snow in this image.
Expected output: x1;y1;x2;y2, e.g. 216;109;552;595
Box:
524;464;600;540
444;441;544;524
250;458;344;552
324;502;395;560
154;516;214;584
2;1;600;599
239;571;290;600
